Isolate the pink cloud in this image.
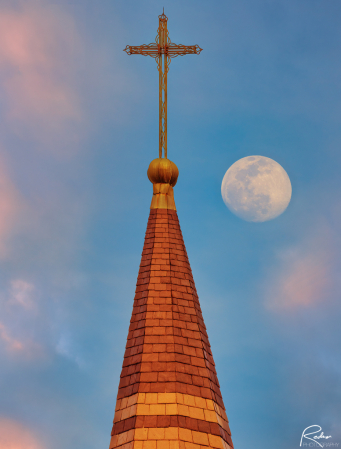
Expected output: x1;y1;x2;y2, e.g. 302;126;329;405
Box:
0;1;83;153
0;418;45;449
0;319;43;358
270;253;331;309
0;323;23;352
264;224;338;311
0;156;21;257
9;279;35;310
0;277;45;359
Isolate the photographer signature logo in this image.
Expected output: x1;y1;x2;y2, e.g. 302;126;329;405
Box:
300;425;338;448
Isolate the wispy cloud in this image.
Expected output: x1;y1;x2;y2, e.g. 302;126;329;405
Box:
56;331;85;369
0;155;22;257
0;418;45;449
264;222;339;311
0;322;23;352
8;279;36;310
266;249;332;310
0;278;43;359
0;319;43;359
0;275;87;363
0;1;83;154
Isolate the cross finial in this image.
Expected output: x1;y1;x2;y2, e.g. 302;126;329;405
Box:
124;13;202;159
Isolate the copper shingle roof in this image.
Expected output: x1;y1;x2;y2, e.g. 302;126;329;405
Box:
109;204;234;449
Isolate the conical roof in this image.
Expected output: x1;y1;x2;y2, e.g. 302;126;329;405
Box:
109;165;234;449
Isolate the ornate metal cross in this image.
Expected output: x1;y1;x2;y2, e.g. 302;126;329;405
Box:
124;10;202;159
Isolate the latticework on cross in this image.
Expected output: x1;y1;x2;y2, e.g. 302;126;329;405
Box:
124;11;202;159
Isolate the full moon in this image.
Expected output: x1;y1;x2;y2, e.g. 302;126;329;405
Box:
221;156;292;222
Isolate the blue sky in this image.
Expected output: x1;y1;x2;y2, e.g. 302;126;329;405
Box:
0;1;340;448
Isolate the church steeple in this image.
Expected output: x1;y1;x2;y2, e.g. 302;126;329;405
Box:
108;12;234;449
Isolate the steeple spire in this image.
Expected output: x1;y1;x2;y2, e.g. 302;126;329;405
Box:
109;207;234;449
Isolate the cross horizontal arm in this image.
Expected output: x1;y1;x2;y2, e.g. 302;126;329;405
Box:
167;43;203;57
123;43;203;58
124;44;159;57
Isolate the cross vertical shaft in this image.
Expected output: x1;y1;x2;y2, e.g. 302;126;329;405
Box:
124;12;202;159
157;13;169;158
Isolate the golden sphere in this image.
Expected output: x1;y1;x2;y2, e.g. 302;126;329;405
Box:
147;158;179;187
